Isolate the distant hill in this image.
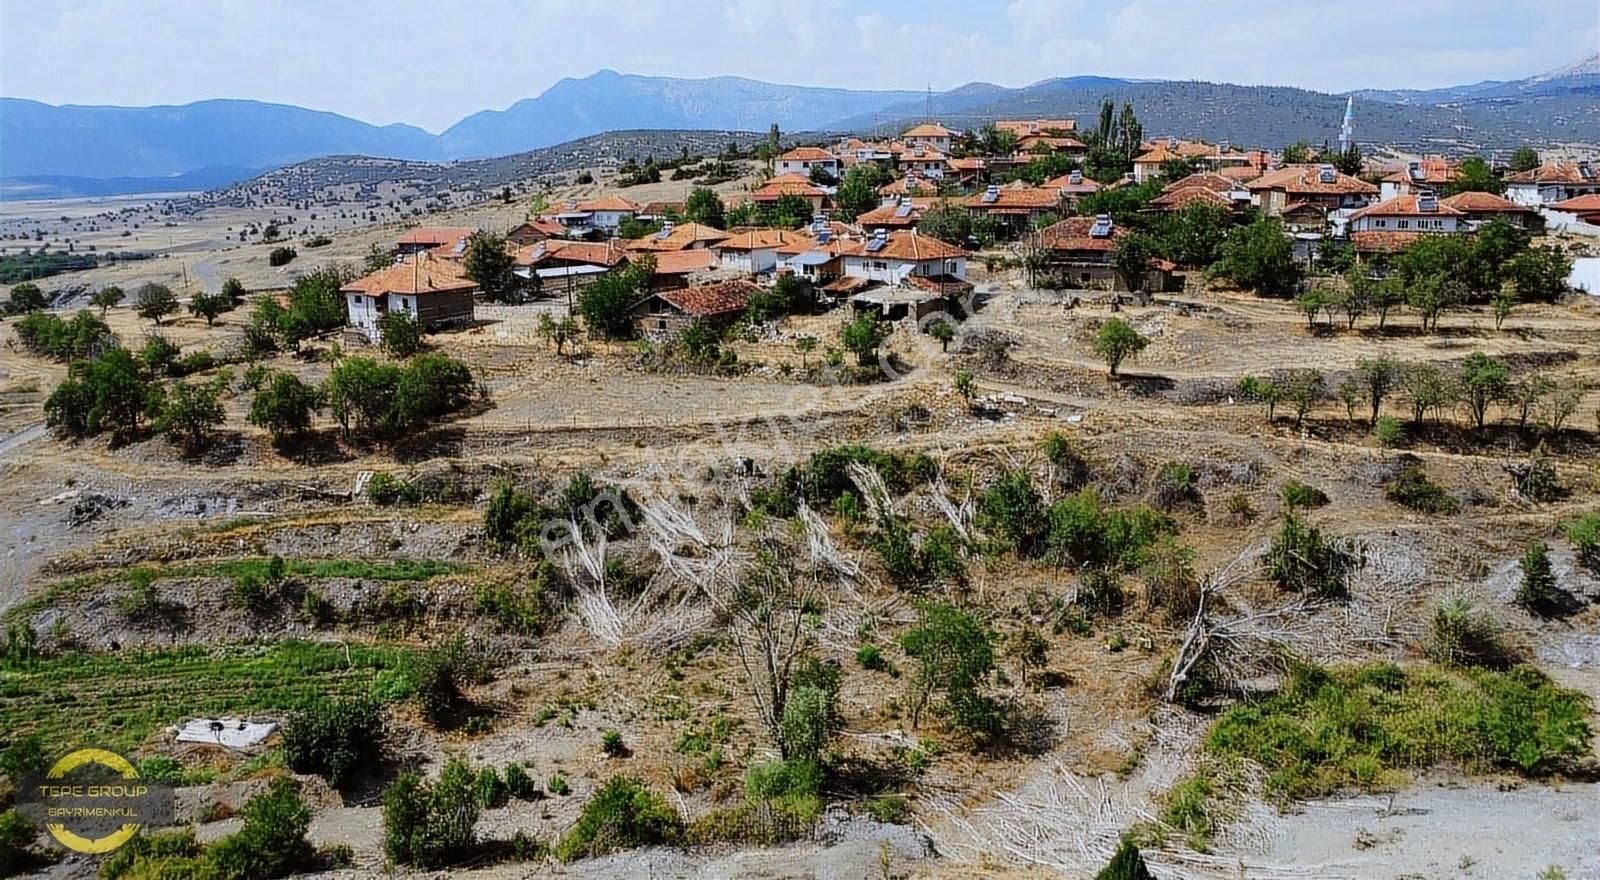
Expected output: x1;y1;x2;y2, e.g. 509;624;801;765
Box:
0;98;440;182
439;70;924;159
4;57;1596;194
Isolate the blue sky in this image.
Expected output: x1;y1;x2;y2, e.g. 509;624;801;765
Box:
2;0;1597;132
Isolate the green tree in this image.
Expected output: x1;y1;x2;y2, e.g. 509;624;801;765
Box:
900;602;1003;744
1153;201;1230;268
1331;142;1363;176
44;347;162;444
383;758;480;867
1404;274;1462;334
839;312;891;367
1516;541;1565;617
1401;362;1455;426
578;256;652;338
1281;140;1313;164
220;276;246;305
1458;352;1510;429
379;310;423;357
4;282;47;315
89;285;124;314
1492;285;1518;330
134;282;179;325
1445;155;1505;196
1354;357;1400;425
682;186;726;228
765;193;814;229
929;319;955;352
206;777;314;880
248;371;322;445
1509;146;1541;173
1280;368;1325;428
323;356;397;441
187;290;230;326
464;230;519;304
536;313;580;355
1093;317;1148;376
1211;217;1301;297
554;776;681;862
794;334;818;368
1506;247;1572;302
156;375;227;456
1111;233;1157;292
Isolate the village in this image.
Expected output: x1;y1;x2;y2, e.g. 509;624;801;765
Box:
4;92;1600;880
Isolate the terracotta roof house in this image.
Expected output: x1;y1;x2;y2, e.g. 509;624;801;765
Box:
1350;231;1426;257
1440;191;1544;231
624;221;730;252
890;142;949;179
1505;161;1600;206
712;227;811;274
1017;135;1088;155
1150;186;1235;212
1163;171;1242;194
342;252;478;342
396;226;476;256
638;201;685;220
752;173;830;213
995;119;1076;136
1043;170;1102;203
1035;215;1171;292
1132;143;1181;182
506;218;565;246
1246;164;1377;222
514;239;628;302
775;146;841;178
831;229;968;289
645;249;721;291
1549;193;1600;224
857;196;936;230
965;183;1065;234
631;280;759;337
1347;193;1465;234
879;173;935;197
902;123;958;153
553;195;642;236
1379;157;1457;201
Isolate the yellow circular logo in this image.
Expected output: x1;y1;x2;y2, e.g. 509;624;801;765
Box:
41;748;144;854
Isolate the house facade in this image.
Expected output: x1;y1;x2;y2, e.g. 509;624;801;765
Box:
341;252;478;342
553;195;642;237
1505;161;1600;206
713;228;809;275
834;229;967;286
1347;193;1465;234
1035;215;1170;292
775;147;840;179
396;226;476;256
630;280;757;337
1246;164;1377;226
901;123;957;154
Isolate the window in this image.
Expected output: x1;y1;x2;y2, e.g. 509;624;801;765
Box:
353;295;363;305
1397;220;1409;230
656;319;667;330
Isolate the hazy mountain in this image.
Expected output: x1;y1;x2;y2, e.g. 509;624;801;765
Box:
0;98;441;180
3;58;1596;196
1350;53;1600;104
438;70;923;158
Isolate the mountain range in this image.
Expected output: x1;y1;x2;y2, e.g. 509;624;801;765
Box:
3;55;1596;197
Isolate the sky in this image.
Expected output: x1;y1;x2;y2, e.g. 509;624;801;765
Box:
2;0;1597;133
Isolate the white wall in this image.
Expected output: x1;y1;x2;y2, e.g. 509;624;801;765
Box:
346;292;383;341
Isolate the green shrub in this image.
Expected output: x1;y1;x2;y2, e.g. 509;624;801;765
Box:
474;766;506;807
1159;774;1217;850
1385;465;1459;514
281;696;386;788
1280;480;1328;509
367;471;420;506
1078;567;1126;617
1563;512;1600;575
554;776;683;862
1203;661;1590;801
1149;462;1200;511
1429;598;1518;670
409;640;482;728
978;469;1045;553
206;777;314;879
472;577;549;635
1045;488;1175;571
901;602;1005;745
0;732;48;781
547;774;570;796
781;658;842;763
1096;838;1156;880
268;246;297;267
601;730;627;758
783;446;935;506
97;827;205;880
382;758;480;867
856;643;894;673
1516;541;1568;617
503;762;538;800
1372;414;1404;448
865;794;910;824
0;809;38;876
1266;514;1353;599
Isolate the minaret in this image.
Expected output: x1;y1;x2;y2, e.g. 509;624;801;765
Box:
1338;96;1355;155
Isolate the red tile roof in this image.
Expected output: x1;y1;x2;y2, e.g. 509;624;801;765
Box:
879;175;934;196
1506;162;1599;185
1162;172;1239;194
1351;231;1426;254
903;123;957;138
964;185;1064;210
1549;193;1600;212
341;252;477;296
715;228;809;251
517;239;627;267
995;119;1076;135
1439;191;1535;214
397;226;476;246
658;281;758;317
856;198;935;227
1150;186;1234;211
574;195;642;213
834;230;967;261
1043;173;1102;194
1348;194;1464;220
650;249;720;275
624;222;730;252
1037;216;1125;253
1381;157;1455;185
1246;164;1377;196
753;173;827;200
778;147;836;162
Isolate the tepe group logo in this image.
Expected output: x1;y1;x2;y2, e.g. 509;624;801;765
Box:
15;747;175;855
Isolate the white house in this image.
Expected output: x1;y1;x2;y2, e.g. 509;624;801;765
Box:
340;252;478;343
901;123;956;154
837;229;967;285
774;147;840;179
553;195;642;236
1505;161;1600;207
712;228;809;275
1347;192;1465;234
